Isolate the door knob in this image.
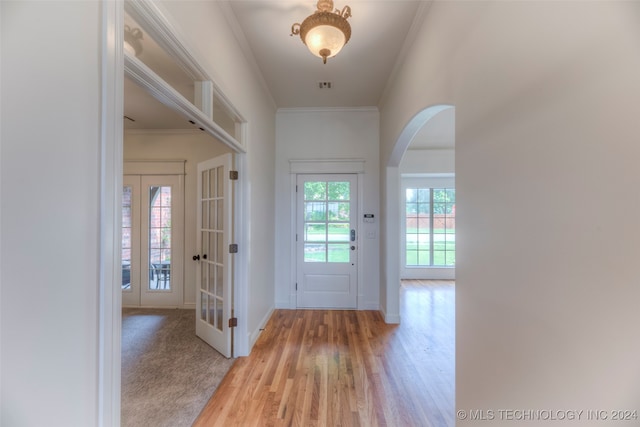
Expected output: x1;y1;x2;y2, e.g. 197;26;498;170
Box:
351;246;356;250
193;254;200;261
203;254;208;259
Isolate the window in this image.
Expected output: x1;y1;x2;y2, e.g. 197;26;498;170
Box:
303;180;352;263
405;187;455;267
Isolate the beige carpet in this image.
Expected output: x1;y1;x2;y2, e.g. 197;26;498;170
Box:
121;308;235;427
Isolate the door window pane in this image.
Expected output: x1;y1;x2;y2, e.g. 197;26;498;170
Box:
304;182;326;200
328;182;350;200
302;180;352;264
304;243;326;262
328;244;350;263
149;186;172;290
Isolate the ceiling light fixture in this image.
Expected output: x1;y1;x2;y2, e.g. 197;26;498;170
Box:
291;0;352;64
124;24;144;57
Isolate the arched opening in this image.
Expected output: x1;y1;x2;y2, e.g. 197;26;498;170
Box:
383;104;455;321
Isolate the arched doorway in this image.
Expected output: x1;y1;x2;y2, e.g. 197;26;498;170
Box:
383;105;455;322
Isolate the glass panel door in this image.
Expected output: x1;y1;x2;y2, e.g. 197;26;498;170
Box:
195;154;233;358
122;175;184;307
297;174;358;309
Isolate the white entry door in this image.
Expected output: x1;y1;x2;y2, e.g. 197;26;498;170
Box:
297;174;358;308
121;175;184;307
195;154;234;358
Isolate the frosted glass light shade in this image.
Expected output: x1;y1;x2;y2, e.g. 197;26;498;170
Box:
305;25;346;59
291;1;352;64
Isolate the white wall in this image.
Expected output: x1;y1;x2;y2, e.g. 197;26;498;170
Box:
124;131;231;307
158;0;277;350
1;0;277;423
275;108;380;310
380;0;640;420
400;149;454;175
1;2;102;425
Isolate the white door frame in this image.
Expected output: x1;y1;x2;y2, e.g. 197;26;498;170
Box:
99;1;249;424
288;159;365;309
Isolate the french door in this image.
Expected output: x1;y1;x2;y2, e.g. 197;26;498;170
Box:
296;174;358;308
122;175;184;307
195;154;234;358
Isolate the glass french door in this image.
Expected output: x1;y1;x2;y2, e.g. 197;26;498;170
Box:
195;154;233;358
122;175;184;307
296;174;358;308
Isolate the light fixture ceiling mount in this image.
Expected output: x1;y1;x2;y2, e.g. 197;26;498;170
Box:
124;24;144;57
291;0;352;64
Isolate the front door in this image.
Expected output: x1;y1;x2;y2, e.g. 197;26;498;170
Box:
121;175;184;307
195;154;234;358
296;174;358;308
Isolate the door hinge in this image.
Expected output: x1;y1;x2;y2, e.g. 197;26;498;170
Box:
229;170;239;180
229;243;238;253
228;317;238;328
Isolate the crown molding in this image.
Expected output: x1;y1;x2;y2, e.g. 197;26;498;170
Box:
277;106;379;114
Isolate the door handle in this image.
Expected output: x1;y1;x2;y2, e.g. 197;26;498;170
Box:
193;254;200;261
350;229;356;242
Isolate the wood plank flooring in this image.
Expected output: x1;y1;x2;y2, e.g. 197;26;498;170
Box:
194;280;454;427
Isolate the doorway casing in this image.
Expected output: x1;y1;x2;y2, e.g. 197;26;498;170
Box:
99;1;249;424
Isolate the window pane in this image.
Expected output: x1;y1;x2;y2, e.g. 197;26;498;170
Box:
305;223;326;242
328;223;349;242
433;251;446;266
445;251;456;266
328;202;349;221
433;202;446;215
216;266;223;298
328;182;349;200
406;215;418;233
216;298;223;331
304;182;326;200
406;188;417;203
217;166;224;197
446;189;456;202
406;250;418;266
418;189;430;202
305;202;326;221
418;250;431;266
418;217;430;233
328;244;350;263
418;202;430;215
201;293;207;321
304;244;326;262
201;170;208;199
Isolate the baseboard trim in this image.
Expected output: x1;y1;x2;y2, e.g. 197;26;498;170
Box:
379;305;400;324
249;306;274;350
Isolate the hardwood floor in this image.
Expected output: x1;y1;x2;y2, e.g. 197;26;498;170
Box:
194;280;454;427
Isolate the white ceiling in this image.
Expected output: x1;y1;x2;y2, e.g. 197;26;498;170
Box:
226;0;425;108
123;1;452;148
